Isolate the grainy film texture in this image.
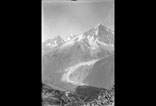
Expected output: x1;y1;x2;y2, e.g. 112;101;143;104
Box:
42;0;114;106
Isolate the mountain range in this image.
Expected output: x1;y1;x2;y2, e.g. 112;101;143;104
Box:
42;24;114;91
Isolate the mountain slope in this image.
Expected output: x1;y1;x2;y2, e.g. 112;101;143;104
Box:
42;24;114;91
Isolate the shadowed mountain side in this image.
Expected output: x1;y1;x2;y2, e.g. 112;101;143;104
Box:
83;55;114;89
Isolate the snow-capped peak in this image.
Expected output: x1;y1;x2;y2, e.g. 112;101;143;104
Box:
43;24;114;52
65;34;76;41
60;24;114;51
43;35;64;47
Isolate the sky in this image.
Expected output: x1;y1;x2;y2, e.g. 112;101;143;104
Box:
42;0;114;42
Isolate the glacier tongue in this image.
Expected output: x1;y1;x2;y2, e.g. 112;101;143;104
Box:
61;59;100;85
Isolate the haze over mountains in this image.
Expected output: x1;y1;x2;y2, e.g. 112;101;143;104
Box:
42;1;114;42
42;24;114;91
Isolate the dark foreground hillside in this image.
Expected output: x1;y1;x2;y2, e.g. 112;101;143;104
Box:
42;83;114;106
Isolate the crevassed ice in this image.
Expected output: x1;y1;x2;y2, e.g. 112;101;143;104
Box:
61;59;100;85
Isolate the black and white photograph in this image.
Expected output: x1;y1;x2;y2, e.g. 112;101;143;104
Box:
42;0;114;106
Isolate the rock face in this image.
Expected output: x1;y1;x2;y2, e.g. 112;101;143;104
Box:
42;24;114;91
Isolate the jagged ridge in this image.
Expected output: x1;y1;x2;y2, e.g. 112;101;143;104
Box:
43;24;114;50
